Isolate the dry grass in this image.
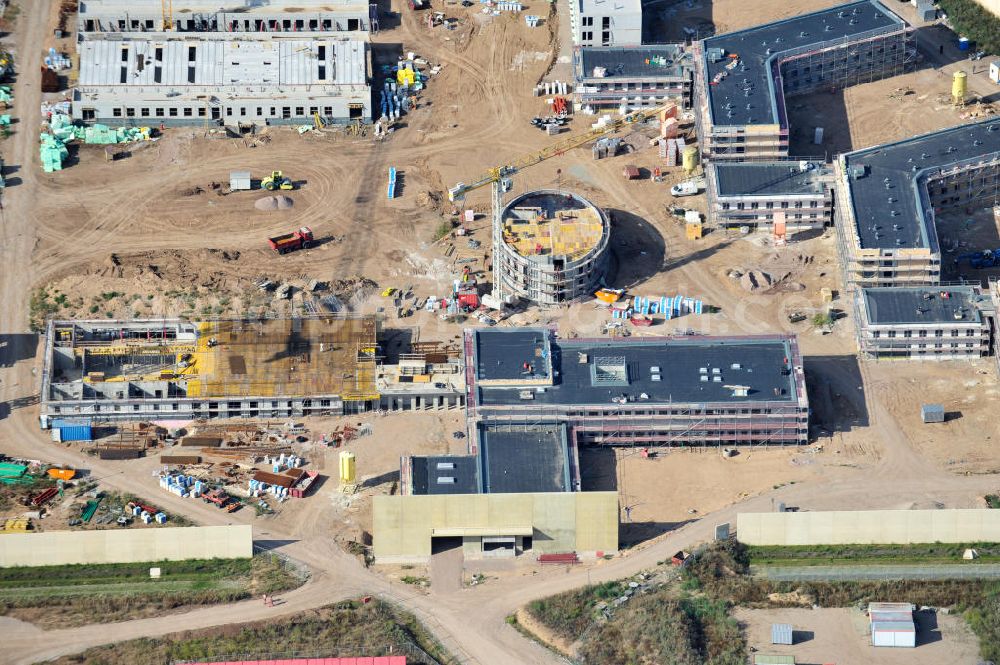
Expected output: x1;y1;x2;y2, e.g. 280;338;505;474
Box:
42;599;455;665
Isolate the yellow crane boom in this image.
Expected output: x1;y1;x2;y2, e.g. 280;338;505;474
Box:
448;105;671;203
447;104;674;305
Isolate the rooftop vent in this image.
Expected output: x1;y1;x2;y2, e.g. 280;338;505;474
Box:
436;477;457;485
731;363;742;369
592;356;628;386
436;462;456;470
726;384;750;397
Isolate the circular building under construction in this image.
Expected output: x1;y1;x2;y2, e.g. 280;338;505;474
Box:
496;189;611;306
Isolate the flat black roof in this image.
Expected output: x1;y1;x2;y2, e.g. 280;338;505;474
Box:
843;118;1000;250
476;334;800;406
410;455;479;495
862;286;985;325
713;161;830;197
478;424;570;494
474;329;552;382
702;1;902;127
579;45;688;80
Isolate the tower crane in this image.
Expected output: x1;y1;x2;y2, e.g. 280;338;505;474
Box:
448;104;674;307
162;0;174;30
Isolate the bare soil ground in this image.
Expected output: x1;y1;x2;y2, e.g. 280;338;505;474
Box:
15;0;1000;546
736;606;981;664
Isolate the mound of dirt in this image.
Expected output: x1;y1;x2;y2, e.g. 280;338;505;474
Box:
254;195;294;211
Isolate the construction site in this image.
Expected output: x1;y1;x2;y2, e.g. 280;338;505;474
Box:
4;0;1000;662
39;316;381;425
497;190;611;305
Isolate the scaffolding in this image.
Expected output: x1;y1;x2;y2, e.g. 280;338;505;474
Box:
495;190;611;306
852;283;993;360
695;24;914;162
464;330;810;448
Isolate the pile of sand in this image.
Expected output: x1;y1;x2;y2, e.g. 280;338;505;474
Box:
254;195;294;211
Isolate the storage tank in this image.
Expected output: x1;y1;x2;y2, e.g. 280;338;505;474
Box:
339;451;356;485
952;70;967;106
682;146;699;173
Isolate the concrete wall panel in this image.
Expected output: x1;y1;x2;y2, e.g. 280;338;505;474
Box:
0;525;252;567
738;510;1000;546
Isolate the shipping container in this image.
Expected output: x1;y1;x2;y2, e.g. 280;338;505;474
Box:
55;424;92;441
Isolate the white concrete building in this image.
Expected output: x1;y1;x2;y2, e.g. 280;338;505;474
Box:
71;36;371;126
571;0;642;47
77;0;374;37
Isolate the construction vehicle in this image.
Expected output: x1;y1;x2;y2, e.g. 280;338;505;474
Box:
955;249;1000;269
268;227;314;254
261;170;294;191
201;490;232;508
449;103;676;308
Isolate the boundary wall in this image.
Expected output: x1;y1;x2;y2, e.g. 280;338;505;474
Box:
0;525;252;567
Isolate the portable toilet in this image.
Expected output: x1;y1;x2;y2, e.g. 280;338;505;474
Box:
990;61;1000;85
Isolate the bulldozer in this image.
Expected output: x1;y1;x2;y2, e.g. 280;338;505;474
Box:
261;170;293;191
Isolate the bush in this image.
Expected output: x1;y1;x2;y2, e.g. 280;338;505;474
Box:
937;0;1000;55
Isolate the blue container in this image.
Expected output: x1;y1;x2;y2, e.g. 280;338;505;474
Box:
958;37;970;51
58;425;92;441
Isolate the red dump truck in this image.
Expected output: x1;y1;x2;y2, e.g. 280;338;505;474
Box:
268;227;314;254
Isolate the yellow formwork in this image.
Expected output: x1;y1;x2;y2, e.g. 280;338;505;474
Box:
504;209;604;261
72;317;379;401
183;317;378;399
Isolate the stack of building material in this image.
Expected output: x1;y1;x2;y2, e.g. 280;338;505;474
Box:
0;462;29;485
665;138;678;166
40;133;68;172
387;166;397;199
83;124;151;145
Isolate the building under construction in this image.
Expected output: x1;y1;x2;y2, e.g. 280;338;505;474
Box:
77;0;374;36
71;35;372;127
464;328;810;447
693;0;913;162
835;118;1000;289
39;316;381;427
575;45;693;112
853;286;994;360
495;190;611;306
706;160;835;231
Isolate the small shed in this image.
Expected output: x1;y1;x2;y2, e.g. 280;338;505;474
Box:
990;61;1000;85
869;602;916;648
622;165;641;180
230;170;252;191
921;403;945;423
771;623;793;645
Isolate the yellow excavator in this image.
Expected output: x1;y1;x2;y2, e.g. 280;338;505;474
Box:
261;170;294;191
